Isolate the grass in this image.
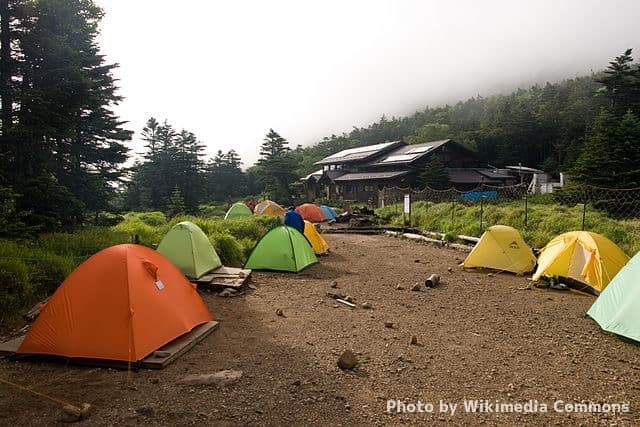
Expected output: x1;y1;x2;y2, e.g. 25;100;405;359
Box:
376;199;640;255
0;212;283;326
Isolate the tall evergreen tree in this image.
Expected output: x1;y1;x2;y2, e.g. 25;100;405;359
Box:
256;129;298;202
0;0;131;230
596;48;640;115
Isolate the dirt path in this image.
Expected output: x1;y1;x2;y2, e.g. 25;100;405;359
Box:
0;233;638;425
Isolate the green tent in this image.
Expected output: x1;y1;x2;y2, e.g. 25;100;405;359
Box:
244;226;317;272
157;221;222;279
224;202;253;219
587;251;638;342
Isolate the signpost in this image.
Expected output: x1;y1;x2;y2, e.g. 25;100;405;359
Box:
403;193;411;226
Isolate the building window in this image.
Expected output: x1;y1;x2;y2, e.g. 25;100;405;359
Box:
364;185;374;192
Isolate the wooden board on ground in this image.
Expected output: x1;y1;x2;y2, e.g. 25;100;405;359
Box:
141;320;219;369
0;335;24;356
195;266;252;289
0;321;219;370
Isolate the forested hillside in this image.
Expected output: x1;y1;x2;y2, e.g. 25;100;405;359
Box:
1;0;639;233
296;52;639;184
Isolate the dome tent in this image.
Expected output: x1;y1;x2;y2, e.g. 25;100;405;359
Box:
157;221;222;279
224;202;253;219
588;250;640;343
295;203;325;222
244;226;317;272
17;244;213;363
462;225;536;274
532;231;629;295
303;220;330;255
254;200;285;216
319;205;338;220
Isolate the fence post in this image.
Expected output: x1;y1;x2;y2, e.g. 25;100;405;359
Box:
479;193;484;233
582;184;587;230
451;199;455;230
524;188;528;229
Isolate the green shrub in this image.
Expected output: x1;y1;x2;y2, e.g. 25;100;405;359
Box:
26;251;75;298
37;227;130;257
137;211;167;226
111;214;167;245
0;259;32;325
198;203;229;218
211;232;245;267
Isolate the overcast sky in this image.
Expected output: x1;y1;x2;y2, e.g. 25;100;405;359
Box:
95;0;640;168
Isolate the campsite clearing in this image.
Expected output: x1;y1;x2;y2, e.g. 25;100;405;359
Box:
0;233;638;425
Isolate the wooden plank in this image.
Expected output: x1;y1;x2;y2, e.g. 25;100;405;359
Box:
0;335;24;356
0;321;219;369
140;321;219;369
210;266;251;277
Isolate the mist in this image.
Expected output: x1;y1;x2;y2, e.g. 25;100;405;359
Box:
95;0;640;167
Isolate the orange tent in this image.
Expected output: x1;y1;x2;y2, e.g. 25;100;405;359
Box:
296;203;325;222
254;200;285;216
17;244;213;363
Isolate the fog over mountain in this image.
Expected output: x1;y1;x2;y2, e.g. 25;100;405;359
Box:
95;0;640;167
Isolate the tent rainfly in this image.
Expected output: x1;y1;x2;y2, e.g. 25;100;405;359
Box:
224;202;253;219
296;203;325;222
462;225;536;274
319;205;338;220
244;226;317;272
588;250;640;342
303;220;330;255
17;244;213;363
254;200;285;216
532;231;629;295
157;221;222;279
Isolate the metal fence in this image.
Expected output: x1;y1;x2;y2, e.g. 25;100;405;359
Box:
378;183;640;234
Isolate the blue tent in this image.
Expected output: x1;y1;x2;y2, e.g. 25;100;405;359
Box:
319;205;338;220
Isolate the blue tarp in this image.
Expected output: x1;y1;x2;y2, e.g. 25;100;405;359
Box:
461;190;498;202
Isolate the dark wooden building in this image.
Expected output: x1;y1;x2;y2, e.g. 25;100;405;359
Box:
303;139;516;204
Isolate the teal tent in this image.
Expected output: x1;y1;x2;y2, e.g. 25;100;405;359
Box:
244;226;317;272
587;251;638;342
224;202;253;219
320;205;338;220
157;221;222;279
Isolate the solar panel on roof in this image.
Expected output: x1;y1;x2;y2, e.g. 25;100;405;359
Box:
324;141;396;160
407;145;432;154
381;154;416;162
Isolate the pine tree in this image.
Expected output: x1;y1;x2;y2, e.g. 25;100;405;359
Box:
596;48;640;115
166;186;185;218
256;129;298;202
0;0;131;230
416;156;451;189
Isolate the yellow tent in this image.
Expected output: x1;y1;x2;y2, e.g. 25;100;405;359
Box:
462;225;536;274
532;231;629;294
303;220;329;255
253;200;285;216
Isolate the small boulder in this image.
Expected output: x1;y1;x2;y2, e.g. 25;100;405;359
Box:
410;335;418;345
384;321;394;328
177;370;243;387
218;288;237;297
411;283;421;292
275;308;284;316
337;350;358;370
330;280;338;288
395;284;405;291
361;302;372;309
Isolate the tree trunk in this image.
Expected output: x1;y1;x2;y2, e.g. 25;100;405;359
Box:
0;0;12;135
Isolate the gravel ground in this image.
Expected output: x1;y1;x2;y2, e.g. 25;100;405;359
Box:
0;232;638;426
